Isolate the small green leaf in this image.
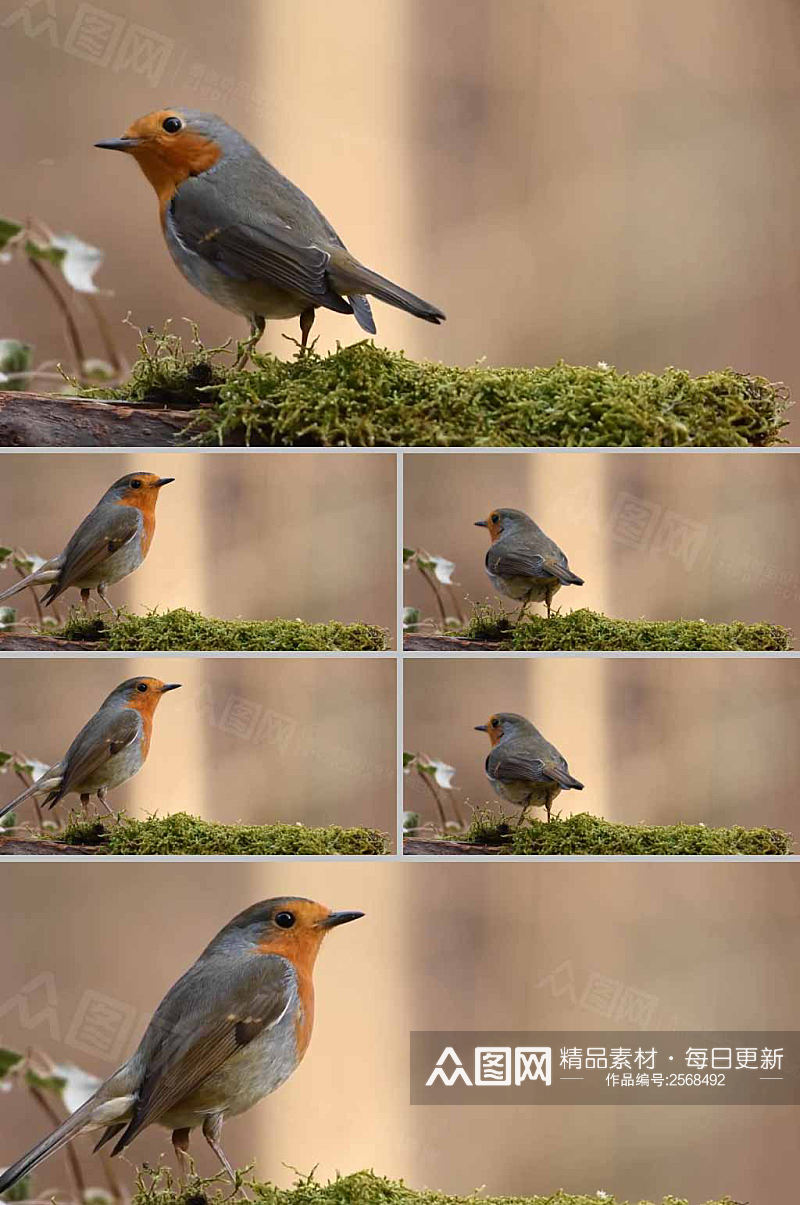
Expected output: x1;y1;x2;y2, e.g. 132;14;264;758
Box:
402;547;416;564
402;606;421;631
0;547;14;563
0;1171;32;1201
25;239;65;267
402;752;415;768
0;607;16;629
402;811;420;831
0;1048;23;1078
0;219;22;252
25;1068;67;1095
0;340;32;390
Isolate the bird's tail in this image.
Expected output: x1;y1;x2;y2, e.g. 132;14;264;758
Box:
551;564;584;587
331;257;445;325
0;558;61;604
0;1097;97;1195
543;763;585;791
0;768;61;822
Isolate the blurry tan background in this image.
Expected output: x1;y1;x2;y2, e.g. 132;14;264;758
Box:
2;0;800;438
404;452;800;632
0;453;396;636
0;861;796;1205
0;658;395;834
404;658;800;833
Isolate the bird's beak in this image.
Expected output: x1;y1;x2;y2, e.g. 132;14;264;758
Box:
94;137;143;153
474;519;488;528
474;723;488;732
159;683;181;693
155;477;175;488
319;910;365;929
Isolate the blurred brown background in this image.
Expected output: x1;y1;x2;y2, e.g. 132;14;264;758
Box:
0;453;396;635
404;452;800;632
3;1;800;438
404;658;800;833
0;658;395;835
0;861;796;1204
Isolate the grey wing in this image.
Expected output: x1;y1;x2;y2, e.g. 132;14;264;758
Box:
169;177;352;312
54;708;141;802
487;544;548;579
54;506;141;594
112;952;295;1153
488;748;548;784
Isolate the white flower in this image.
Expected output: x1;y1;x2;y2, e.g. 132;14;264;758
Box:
50;234;105;294
427;758;457;790
430;556;456;585
53;1064;103;1114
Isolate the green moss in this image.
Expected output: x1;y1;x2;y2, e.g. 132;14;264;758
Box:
58;812;389;856
132;1168;736;1205
459;604;791;651
53;607;389;651
461;809;793;855
84;332;788;447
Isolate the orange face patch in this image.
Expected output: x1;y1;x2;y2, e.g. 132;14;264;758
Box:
121;110;221;216
113;473;166;553
482;715;505;746
482;510;504;541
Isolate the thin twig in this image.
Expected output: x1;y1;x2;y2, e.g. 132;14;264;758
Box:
415;765;448;829
416;563;448;627
28;1084;87;1202
86;294;126;378
13;563;45;625
27;258;86;379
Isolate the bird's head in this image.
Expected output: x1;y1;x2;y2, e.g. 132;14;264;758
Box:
105;677;181;715
104;472;174;509
474;711;532;746
210;898;365;968
474;507;532;542
95;110;236;207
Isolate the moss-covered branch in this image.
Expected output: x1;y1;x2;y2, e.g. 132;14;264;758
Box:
77;333;789;447
445;810;793;855
454;605;791;651
47;607;389;652
45;813;391;855
133;1168;738;1205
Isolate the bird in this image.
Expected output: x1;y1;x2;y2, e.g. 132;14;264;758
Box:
95;109;446;363
475;507;584;621
0;677;180;823
475;711;584;823
0;473;174;617
0;898;364;1191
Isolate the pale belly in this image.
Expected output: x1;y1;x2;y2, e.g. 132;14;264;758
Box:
488;774;558;809
159;1018;300;1129
73;732;144;794
75;533;144;589
487;571;559;604
164;221;305;321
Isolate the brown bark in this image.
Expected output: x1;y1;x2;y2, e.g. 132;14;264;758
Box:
404;633;507;651
0;836;99;855
0;632;102;650
403;836;504;856
0;391;194;446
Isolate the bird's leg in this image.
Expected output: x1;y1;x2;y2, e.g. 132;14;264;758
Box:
80;792;91;812
515;803;531;829
171;1127;193;1181
80;588;92;612
203;1114;237;1189
514;600;529;626
545;586;554;619
299;306;316;352
234;315;266;370
96;786;114;815
96;584;119;619
545;798;552;823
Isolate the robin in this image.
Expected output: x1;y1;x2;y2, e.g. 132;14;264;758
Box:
475;507;584;620
0;676;180;823
0;898;363;1190
0;473;174;617
475;711;584;823
95;110;445;363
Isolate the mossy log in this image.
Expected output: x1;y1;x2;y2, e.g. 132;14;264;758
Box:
4;342;790;446
11;607;390;653
0;390;191;446
3;813;391;856
132;1168;738;1205
454;606;792;652
404;836;505;855
404;634;507;651
0;632;104;650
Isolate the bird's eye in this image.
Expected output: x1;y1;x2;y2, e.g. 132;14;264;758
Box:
491;718;499;728
274;911;295;929
137;682;148;693
130;479;142;489
162;116;182;134
491;513;499;523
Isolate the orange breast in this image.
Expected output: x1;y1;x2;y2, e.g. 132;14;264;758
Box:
122;698;154;758
257;932;322;1060
114;497;156;556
